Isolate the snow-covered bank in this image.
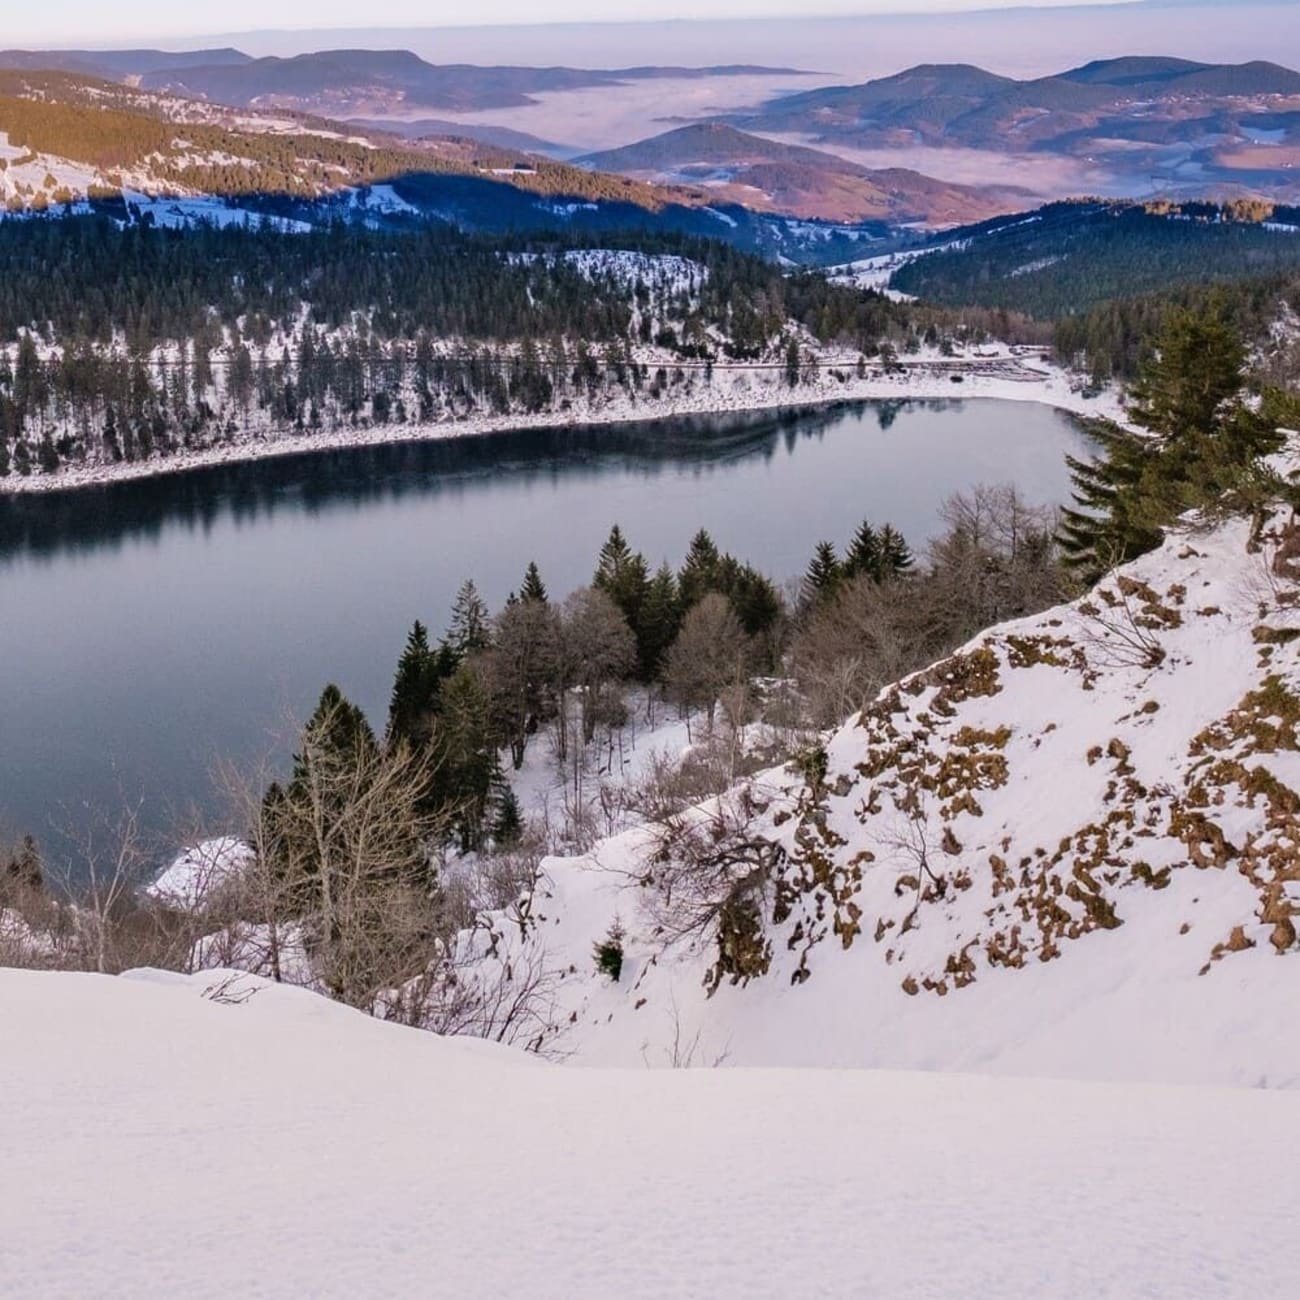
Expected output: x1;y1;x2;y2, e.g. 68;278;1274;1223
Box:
3;965;1297;1300
0;350;1123;497
424;508;1300;1084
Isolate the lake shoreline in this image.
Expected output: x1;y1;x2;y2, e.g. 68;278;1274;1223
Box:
0;351;1125;498
0;396;1094;845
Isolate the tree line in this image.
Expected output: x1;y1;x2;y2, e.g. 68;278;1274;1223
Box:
0;217;936;476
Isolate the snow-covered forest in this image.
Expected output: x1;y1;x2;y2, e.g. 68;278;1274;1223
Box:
0;217;1085;486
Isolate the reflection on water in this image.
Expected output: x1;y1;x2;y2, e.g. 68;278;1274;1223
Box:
0;399;1090;848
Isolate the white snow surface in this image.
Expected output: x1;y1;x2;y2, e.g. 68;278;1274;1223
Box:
147;837;254;910
3;964;1298;1299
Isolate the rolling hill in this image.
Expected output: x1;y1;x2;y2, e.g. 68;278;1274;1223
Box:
0;70;894;264
730;56;1300;201
347;116;573;157
0;47;810;117
879;199;1300;317
578;122;1031;224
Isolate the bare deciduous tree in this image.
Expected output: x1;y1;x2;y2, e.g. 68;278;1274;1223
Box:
662;592;750;739
629;783;784;995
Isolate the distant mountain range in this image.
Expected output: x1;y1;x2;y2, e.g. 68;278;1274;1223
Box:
5;48;1300;230
0;68;891;265
578;123;1030;225
0;47;809;116
727;56;1300;201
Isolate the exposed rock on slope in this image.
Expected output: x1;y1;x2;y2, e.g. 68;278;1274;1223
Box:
471;507;1300;1082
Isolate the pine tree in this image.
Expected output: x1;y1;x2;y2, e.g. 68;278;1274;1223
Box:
388;621;439;748
844;520;880;578
520;560;548;604
446;579;491;658
802;540;842;604
678;529;722;609
877;525;914;580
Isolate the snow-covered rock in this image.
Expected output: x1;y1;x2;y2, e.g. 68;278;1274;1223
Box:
148;837;254;911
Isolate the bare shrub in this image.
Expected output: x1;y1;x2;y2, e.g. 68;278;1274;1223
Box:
1078;583;1169;670
633;783;785;995
792;485;1072;727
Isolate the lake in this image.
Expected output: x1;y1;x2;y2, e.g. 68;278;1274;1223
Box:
0;398;1092;855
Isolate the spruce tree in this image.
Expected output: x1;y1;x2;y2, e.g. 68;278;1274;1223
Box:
593;525;633;586
295;685;377;781
1058;306;1278;581
637;562;682;680
803;541;843;604
4;835;43;892
520;560;548;604
1057;423;1165;579
491;783;524;847
447;579;491;658
785;336;801;388
678;529;722;609
844;520;880;578
593;524;649;654
1128;303;1247;441
435;664;498;851
877;525;914;579
388;621;438;748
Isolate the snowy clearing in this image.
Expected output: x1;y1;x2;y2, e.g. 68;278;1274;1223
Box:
2;965;1296;1300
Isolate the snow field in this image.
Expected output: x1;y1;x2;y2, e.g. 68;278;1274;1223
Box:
2;965;1297;1300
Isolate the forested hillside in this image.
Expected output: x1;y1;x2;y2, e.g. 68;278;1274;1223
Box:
876;201;1300;383
0;219;913;478
891;202;1300;318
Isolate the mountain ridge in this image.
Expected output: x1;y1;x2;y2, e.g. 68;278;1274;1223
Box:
577;122;1032;224
729;54;1300;200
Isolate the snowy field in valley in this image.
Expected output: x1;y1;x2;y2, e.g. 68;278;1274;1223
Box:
3;965;1297;1300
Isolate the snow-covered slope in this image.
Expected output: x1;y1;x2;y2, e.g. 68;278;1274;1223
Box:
3;964;1298;1299
456;509;1300;1085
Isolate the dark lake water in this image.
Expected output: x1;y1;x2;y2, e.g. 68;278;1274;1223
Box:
0;399;1091;854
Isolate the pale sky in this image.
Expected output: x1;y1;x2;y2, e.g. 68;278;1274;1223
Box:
12;1;1133;49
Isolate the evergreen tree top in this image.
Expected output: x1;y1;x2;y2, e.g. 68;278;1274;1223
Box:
521;561;548;604
803;540;842;602
447;579;491;657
